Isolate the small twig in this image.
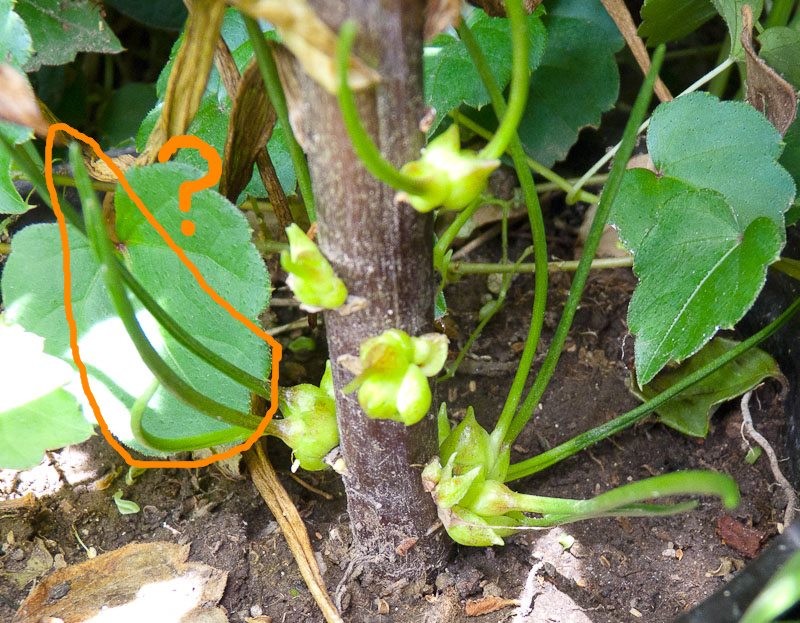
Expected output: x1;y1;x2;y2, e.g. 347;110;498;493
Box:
268;316;310;336
512;559;544;623
287;471;335;500
600;0;672;102
450;223;502;260
245;443;343;623
740;391;798;526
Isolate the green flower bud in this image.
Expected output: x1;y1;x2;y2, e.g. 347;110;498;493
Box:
269;361;338;471
281;224;348;311
345;329;448;425
398;125;500;213
465;480;522;517
439;407;491;473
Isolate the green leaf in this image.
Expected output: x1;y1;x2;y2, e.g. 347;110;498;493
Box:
612;93;795;384
782;112;800;218
517;0;624;167
740;550;800;623
638;0;717;46
758;25;800;89
1;163;270;452
15;0;122;71
0;0;33;67
112;490;141;515
0;126;31;215
631;337;783;437
0;322;93;469
423;8;546;132
711;0;763;59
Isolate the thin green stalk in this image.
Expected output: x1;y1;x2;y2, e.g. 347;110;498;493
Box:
765;0;797;28
456;17;549;440
71;143;262;433
433;195;489;271
441;247;532;380
450;111;601;203
118;268;271;400
243;14;316;222
477;0;529;160
503;45;667;446
4;133;270;401
0;133;83;231
334;20;429;196
707;36;732;98
505;293;800;481
449;256;633;275
567;55;736;204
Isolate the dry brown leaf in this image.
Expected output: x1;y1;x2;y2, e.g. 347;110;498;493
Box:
716;515;765;558
231;0;380;94
220;60;278;202
0;538;53;589
0;64;49;136
425;0;462;41
600;0;672;102
13;542;228;623
741;4;797;135
464;595;518;616
84;154;136;183
142;0;227;162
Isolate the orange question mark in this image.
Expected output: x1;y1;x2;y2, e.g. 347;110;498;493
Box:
157;135;222;237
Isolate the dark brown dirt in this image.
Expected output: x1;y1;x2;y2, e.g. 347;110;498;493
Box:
0;218;792;623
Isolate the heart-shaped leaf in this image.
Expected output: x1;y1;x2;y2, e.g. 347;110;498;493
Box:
1;162;270;452
612;93;796;384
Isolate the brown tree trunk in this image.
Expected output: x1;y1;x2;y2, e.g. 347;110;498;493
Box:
295;0;451;579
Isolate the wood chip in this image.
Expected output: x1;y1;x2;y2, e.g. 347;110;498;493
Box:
716;515;764;558
464;595;518;617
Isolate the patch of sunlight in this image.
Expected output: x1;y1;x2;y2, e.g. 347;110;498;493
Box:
85;576;208;623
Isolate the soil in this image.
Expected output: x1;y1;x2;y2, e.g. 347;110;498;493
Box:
1;200;794;623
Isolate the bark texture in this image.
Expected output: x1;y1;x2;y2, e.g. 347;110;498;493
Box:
296;0;451;579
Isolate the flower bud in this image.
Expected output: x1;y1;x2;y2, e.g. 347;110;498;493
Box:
281;224;348;311
345;329;448;425
269;361;338;471
397;125;500;213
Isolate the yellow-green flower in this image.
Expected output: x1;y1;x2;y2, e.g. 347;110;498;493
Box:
345;329;449;425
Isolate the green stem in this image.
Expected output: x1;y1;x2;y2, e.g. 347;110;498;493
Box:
243;14;316;222
334;20;430;196
765;0;797;28
71;143;262;433
118;268;271;400
441;247;532;380
433;195;488;271
707;36;732;98
0;133;83;231
449;256;632;275
477;0;529;160
456;16;549;443
6;133;270;402
740;550;800;623
503;45;667;447
450;111;601;204
506;293;800;481
567;55;735;204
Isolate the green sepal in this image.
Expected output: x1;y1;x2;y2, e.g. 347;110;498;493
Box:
436;403;451;447
281;224;348;311
269;361;339;471
439;407;491;473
